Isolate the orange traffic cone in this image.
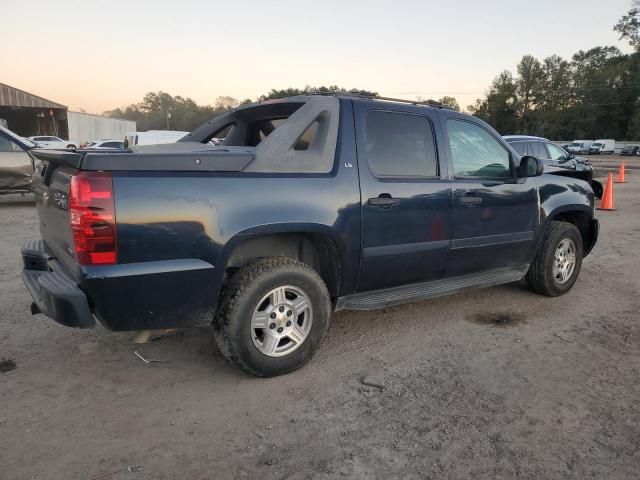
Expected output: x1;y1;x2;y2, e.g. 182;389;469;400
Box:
616;161;628;183
598;173;616;211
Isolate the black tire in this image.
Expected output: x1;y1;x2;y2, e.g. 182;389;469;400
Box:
526;221;583;297
66;144;76;149
213;257;331;377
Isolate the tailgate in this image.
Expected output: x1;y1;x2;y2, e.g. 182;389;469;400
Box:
31;149;84;273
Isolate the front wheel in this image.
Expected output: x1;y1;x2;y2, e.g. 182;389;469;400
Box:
214;257;331;377
526;221;583;297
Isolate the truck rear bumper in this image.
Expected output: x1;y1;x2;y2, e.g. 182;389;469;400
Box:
21;239;219;331
21;240;95;328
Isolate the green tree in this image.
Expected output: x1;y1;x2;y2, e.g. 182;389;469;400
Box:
614;1;640;50
469;71;519;133
515;55;544;133
438;96;460;111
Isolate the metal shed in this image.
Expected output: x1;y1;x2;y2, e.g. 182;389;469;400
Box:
0;82;68;137
0;82;135;143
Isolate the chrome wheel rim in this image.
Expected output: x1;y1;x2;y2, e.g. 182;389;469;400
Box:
250;285;313;357
553;238;577;284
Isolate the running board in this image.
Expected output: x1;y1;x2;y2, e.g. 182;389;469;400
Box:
335;265;529;311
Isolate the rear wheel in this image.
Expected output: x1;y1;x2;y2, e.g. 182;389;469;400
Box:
214;257;331;377
526;221;583;297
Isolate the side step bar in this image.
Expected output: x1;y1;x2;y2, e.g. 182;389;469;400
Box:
335;265;529;311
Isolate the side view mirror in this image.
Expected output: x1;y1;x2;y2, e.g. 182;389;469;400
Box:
518;155;544;178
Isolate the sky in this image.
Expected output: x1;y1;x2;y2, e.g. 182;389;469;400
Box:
1;0;635;114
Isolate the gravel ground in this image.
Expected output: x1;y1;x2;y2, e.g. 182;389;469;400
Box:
1;159;639;479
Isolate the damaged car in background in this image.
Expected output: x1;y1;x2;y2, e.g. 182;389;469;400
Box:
0;125;36;194
504;135;603;199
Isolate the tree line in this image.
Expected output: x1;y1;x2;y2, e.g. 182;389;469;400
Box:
104;86;379;133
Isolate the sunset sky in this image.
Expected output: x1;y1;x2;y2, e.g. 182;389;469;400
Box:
2;0;634;114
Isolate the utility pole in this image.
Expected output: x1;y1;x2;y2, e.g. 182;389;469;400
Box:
167;111;172;130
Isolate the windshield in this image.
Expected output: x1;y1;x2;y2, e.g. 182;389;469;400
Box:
592;143;602;147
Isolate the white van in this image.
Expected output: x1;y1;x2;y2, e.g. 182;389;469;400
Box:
567;140;594;155
124;130;188;148
589;139;615;155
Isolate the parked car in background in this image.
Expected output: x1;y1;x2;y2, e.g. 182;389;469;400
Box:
566;140;594;155
503;135;602;199
28;136;77;149
589;139;615;155
84;139;125;150
620;145;640;156
123;130;188;148
23;95;599;377
0;125;36;193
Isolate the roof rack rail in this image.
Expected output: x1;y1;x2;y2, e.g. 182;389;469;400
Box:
308;91;444;108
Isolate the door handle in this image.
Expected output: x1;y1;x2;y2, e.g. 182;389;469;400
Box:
458;191;483;206
368;194;400;208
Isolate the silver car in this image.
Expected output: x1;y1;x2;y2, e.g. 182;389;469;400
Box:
0;125;36;194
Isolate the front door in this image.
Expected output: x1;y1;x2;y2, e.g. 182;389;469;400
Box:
440;115;537;277
355;102;452;292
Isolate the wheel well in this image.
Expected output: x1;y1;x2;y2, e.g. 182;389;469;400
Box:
224;233;341;297
551;211;593;252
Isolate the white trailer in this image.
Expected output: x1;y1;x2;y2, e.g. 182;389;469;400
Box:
124;130;189;148
67;111;136;146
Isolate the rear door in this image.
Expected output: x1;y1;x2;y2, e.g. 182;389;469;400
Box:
355;101;452;292
440;113;537;277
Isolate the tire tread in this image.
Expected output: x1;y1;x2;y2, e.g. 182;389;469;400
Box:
214;257;329;377
526;221;582;297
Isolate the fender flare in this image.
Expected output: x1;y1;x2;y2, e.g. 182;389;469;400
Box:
533;204;596;257
212;223;347;302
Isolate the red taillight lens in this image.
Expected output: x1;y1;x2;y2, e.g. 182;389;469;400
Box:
69;171;117;265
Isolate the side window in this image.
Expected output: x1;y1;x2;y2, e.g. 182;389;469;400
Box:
546;143;568;160
365;111;438;178
537;142;550;159
510;141;526;155
447;120;511;178
526;142;539;157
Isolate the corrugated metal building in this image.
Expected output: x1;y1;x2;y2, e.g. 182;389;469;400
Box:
0;82;135;143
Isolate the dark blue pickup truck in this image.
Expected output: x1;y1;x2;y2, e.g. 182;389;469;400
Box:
22;94;598;376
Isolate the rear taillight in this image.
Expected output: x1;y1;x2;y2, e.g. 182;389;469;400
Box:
69;171;117;265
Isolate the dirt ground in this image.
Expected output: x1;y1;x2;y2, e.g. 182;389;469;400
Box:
1;158;639;480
